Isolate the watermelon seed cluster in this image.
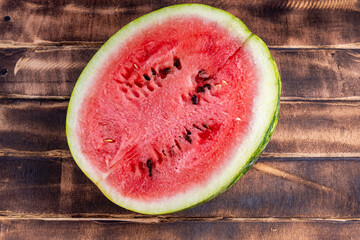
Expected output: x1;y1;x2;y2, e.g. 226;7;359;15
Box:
138;122;217;178
191;70;214;105
111;56;221;178
115;56;214;106
114;56;183;101
196;84;211;93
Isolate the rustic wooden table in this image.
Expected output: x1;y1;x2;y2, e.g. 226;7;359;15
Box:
0;0;359;239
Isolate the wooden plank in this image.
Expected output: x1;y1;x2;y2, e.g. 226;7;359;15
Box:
272;49;360;100
0;218;359;240
0;0;359;46
0;157;359;218
0;48;96;98
0;100;67;152
1;48;359;98
267;101;360;156
0;100;359;156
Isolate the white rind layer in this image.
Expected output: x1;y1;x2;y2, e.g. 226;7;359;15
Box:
66;4;280;214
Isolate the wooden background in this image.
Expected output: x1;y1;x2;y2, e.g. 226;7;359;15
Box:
0;0;359;239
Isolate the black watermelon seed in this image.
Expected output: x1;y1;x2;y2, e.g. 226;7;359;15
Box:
198;70;206;75
203;123;210;129
143;74;150;81
175;139;182;150
184;134;192;143
169;146;176;157
191;95;198;105
3;16;10;22
193;124;203;131
0;69;8;75
161;67;171;76
203;84;211;90
196;86;205;93
198;70;209;79
185;128;191;135
146;159;153;177
173;57;182;70
151;68;157;75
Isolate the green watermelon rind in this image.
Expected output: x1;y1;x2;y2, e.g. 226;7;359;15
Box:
146;35;281;214
66;4;280;215
192;55;281;211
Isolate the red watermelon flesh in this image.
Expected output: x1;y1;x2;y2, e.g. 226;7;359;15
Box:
79;16;255;200
67;4;280;214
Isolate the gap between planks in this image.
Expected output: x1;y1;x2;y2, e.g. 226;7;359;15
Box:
0;41;360;50
2;149;360;159
0;214;359;224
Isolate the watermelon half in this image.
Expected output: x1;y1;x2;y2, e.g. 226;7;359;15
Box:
66;4;280;214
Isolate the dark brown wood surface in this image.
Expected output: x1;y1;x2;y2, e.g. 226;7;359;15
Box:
0;0;359;239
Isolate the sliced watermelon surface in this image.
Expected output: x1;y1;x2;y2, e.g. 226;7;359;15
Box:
66;4;280;214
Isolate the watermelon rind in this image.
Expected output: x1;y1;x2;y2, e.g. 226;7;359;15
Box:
66;4;280;215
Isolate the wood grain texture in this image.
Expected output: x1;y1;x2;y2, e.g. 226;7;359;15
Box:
0;0;359;47
0;100;67;152
267;101;360;156
272;49;360;100
1;100;359;156
1;48;360;98
1;219;359;240
0;157;359;218
0;48;96;98
0;0;359;237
